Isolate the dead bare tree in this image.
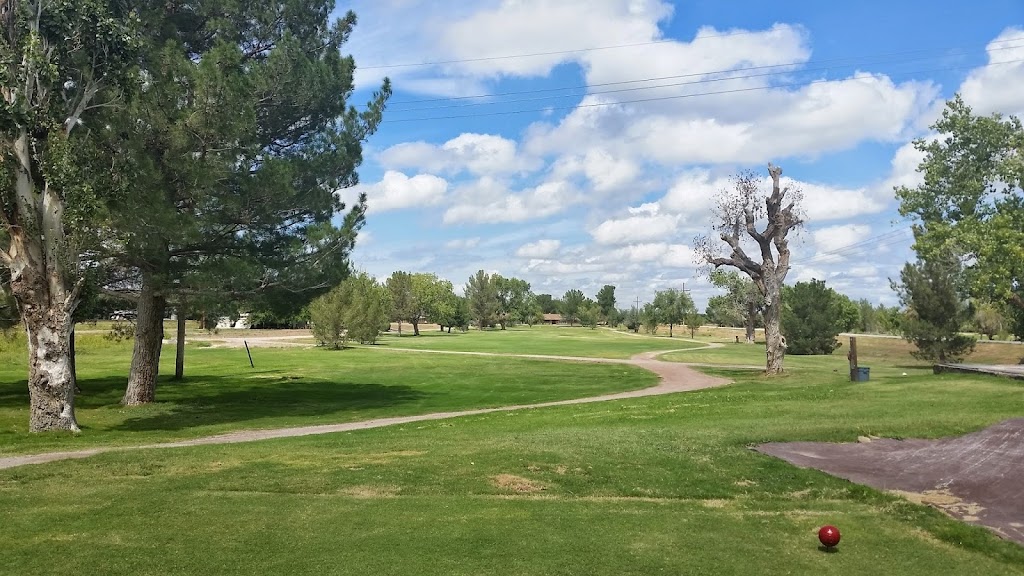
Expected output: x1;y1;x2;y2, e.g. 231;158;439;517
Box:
695;163;804;375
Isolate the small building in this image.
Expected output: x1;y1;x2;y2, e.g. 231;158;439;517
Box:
542;313;563;325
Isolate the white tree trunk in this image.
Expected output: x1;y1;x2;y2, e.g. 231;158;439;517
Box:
763;279;786;375
23;303;80;431
6;133;81;431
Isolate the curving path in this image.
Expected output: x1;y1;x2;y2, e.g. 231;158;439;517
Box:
0;346;730;471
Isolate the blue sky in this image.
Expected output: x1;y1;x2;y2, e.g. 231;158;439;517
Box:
334;0;1024;309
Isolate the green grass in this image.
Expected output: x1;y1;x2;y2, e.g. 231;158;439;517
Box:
2;328;1024;574
2;369;1022;574
660;332;1024;377
374;325;705;358
0;334;655;455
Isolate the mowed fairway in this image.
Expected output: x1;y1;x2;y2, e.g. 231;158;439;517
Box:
0;332;656;456
2;330;1024;574
373;324;706;358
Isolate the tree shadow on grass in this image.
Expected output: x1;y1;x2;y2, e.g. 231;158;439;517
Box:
1;371;428;433
112;376;428;432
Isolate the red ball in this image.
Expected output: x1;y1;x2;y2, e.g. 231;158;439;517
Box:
818;525;841;547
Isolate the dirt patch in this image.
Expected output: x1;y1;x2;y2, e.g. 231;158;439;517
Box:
491;474;548;493
756;418;1024;545
890;489;986;521
338;485;401;498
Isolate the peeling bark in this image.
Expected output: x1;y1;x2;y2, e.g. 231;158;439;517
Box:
22;301;80;432
123;272;165;405
5;131;81;431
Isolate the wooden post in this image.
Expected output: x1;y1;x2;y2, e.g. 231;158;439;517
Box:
848;336;858;381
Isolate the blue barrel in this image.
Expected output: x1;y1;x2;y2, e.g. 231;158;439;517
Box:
855;367;870;382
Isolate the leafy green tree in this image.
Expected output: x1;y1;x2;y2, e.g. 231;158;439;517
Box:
495;275;531;329
781;280;844;355
652;288;694;337
535;294;559;313
348;274;392;345
704;295;742;327
708;270;762;342
623;307;642;333
578;299;601;329
833;292;860;333
386;271;414;335
110;3;389;405
697;165;803;374
855;298;879;333
465;270;498;329
451;296;471;332
0;0;140;430
309;286;349;350
972;301;1005;340
596;285;616;321
419;275;455;329
684;312;704;339
561;289;585;326
605;307;624;328
893;256;975;363
896;96;1024;331
641;303;660;334
876;304;903;335
522;296;544;326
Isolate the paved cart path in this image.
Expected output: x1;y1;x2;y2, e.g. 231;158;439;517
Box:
0;346;729;470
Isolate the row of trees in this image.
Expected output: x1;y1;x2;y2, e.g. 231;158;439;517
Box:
0;1;390;430
310;271;613;344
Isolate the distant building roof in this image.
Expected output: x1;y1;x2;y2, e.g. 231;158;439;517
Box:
542;313;562;321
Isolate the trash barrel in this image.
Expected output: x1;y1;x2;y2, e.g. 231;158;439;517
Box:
855;367;870;382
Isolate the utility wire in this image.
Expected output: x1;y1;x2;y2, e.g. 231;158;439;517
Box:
797;228;913;266
383;37;1024;106
378;58;1024;123
359;28;788;70
385;43;1024;112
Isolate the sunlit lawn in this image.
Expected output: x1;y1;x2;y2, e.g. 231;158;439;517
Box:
373;324;705;358
0;332;654;455
2;326;1023;574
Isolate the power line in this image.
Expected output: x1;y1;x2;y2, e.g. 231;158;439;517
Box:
383;38;1024;107
378;58;1024;123
359;28;785;70
797;228;914;266
386;44;1024;113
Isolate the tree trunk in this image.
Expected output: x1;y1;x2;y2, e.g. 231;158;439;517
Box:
123;273;166;405
745;302;756;343
412;318;420;336
669;323;674;337
174;301;186;381
763;297;785;375
396;320;402;336
71;325;80;394
11;268;80;431
21;306;80;431
5;134;82;431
